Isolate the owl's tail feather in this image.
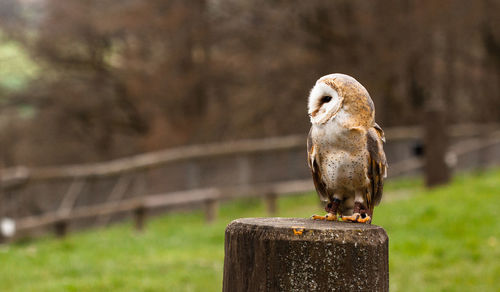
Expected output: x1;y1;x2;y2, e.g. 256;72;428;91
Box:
368;206;374;224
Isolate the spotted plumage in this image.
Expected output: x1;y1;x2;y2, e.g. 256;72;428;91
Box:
307;73;387;223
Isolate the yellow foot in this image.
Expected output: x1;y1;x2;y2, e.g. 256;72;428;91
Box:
311;213;337;221
342;213;360;222
341;213;371;223
311;214;325;220
357;215;371;223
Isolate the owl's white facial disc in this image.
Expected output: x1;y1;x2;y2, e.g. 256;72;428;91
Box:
308;81;343;125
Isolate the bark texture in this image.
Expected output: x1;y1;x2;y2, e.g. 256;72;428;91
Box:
223;218;389;292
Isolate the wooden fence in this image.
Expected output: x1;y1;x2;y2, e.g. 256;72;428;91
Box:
1;123;499;241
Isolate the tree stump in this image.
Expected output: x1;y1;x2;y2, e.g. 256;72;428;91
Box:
223;218;388;292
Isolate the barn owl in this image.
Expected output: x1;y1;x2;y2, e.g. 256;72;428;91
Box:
307;73;387;223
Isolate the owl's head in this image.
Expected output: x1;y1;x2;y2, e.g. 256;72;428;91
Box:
308;73;374;125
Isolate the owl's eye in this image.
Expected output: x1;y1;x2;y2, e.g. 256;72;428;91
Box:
321;96;332;103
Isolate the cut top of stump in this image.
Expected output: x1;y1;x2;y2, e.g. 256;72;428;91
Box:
226;217;387;244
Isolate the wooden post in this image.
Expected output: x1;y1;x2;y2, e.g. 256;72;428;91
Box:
0;224;5;243
223;218;389;292
264;193;278;215
54;220;68;238
424;106;451;187
96;175;132;226
204;198;218;223
133;206;146;232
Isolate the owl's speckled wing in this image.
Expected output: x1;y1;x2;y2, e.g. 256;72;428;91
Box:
307;128;328;202
374;122;386;143
366;124;387;209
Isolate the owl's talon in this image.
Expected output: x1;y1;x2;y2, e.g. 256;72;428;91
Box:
342;213;371;223
325;213;337;221
357;215;371;223
342;213;360;222
311;213;337;221
311;214;326;220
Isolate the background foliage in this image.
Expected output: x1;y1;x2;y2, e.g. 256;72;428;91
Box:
0;0;500;166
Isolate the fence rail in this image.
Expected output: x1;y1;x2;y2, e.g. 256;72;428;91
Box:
3;123;499;185
1;123;499;241
9;179;314;239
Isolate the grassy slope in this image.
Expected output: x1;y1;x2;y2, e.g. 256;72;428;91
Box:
0;169;499;291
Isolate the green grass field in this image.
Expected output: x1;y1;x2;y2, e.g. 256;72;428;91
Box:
1;169;499;291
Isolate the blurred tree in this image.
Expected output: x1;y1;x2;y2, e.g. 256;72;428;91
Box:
0;0;499;166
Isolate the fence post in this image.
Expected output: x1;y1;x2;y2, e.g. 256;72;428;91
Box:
264;192;278;215
424;106;451;187
54;220;68;238
133;206;146;232
223;218;389;291
204;198;218;223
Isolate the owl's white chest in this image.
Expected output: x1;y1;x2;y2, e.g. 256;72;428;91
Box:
311;116;369;194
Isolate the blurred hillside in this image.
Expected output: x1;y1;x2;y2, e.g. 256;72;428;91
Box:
0;0;499;166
